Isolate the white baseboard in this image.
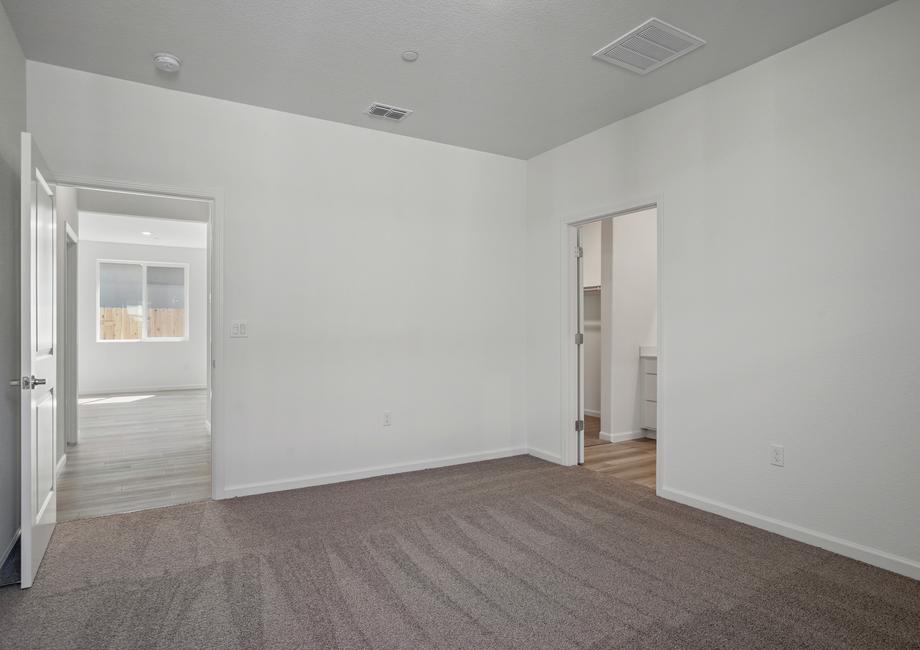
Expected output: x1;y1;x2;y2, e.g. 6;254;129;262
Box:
659;486;920;581
80;384;207;397
584;409;601;418
528;447;563;465
224;447;528;499
644;430;657;440
55;453;67;477
1;527;20;568
600;430;647;443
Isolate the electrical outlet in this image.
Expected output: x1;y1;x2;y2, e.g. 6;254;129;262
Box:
383;411;392;427
770;444;784;467
230;320;248;338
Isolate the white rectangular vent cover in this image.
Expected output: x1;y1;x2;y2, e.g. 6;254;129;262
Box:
594;18;705;74
366;102;413;121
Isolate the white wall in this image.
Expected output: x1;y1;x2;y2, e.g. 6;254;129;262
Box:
77;240;208;395
0;1;26;563
28;62;528;496
525;0;920;578
606;209;657;438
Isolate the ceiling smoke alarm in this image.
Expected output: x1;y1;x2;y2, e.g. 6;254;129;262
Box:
153;52;182;73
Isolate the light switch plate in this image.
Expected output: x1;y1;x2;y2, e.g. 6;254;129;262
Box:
230;320;248;338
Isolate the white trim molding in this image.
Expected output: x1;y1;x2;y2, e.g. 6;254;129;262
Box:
528;447;563;465
660;486;920;581
224;447;528;499
584;409;601;418
599;430;647;443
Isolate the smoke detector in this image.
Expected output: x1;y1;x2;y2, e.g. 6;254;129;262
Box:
366;102;413;122
153;52;182;73
593;18;705;74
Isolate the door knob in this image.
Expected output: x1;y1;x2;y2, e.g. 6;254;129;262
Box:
30;376;46;388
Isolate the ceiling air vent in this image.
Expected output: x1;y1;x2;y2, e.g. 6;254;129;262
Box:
366;102;413;122
593;18;705;75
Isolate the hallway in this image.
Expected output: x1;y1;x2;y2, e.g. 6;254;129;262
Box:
57;390;210;521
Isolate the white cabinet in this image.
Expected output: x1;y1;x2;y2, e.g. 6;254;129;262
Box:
641;356;657;432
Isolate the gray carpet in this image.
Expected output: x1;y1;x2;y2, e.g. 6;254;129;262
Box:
0;456;917;649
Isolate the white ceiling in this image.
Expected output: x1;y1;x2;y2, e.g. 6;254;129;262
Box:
79;212;207;249
3;0;895;158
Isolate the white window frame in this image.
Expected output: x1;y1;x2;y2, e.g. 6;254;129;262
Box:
96;259;190;343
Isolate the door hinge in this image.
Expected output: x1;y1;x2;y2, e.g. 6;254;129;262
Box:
574;332;584;345
575;245;584;259
575;419;584;432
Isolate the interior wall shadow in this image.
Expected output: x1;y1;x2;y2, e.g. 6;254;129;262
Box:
0;146;21;564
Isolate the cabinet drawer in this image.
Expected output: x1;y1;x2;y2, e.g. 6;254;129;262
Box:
642;372;657;401
642;358;657;374
642;400;657;430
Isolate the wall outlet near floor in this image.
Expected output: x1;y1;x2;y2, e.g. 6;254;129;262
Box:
770;444;785;467
230;320;248;338
383;411;392;427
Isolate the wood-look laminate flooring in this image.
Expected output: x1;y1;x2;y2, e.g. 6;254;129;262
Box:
583;413;656;489
583;414;608;448
57;390;210;522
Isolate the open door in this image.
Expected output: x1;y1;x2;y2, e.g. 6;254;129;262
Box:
18;132;57;589
576;228;585;465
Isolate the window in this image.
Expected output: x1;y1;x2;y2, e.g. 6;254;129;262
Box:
98;262;143;340
98;261;189;341
146;266;186;338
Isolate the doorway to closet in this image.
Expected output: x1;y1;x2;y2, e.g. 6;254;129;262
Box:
576;207;658;489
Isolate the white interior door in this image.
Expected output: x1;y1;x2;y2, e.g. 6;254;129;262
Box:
576;228;585;465
19;132;57;589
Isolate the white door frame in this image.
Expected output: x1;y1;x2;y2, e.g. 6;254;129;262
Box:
54;174;226;500
558;197;664;494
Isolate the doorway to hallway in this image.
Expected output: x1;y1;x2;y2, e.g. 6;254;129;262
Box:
56;186;214;522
